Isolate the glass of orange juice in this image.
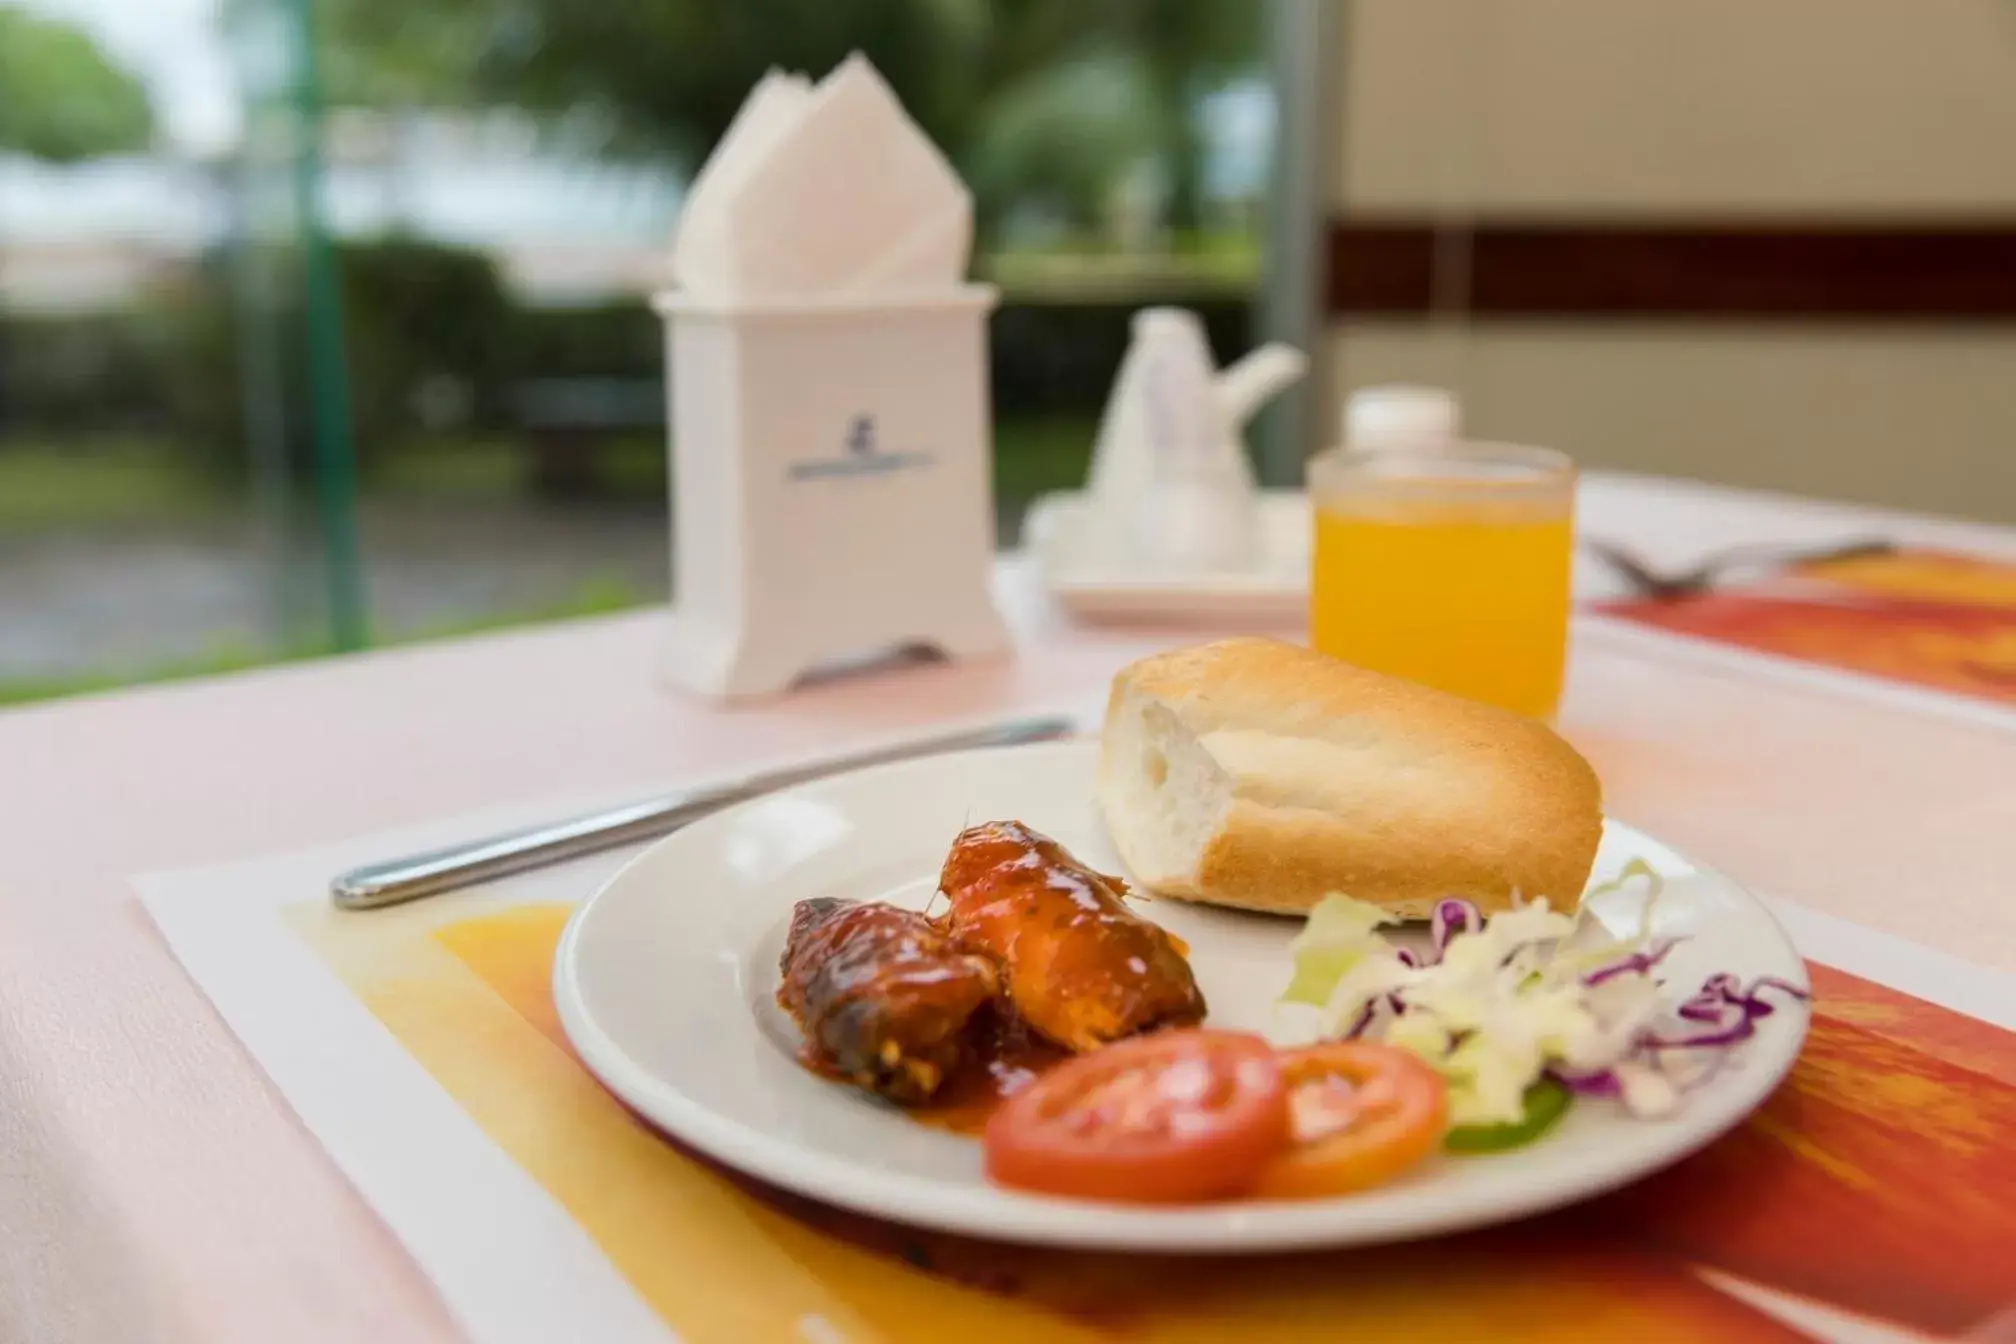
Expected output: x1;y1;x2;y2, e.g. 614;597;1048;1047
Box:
1308;441;1576;719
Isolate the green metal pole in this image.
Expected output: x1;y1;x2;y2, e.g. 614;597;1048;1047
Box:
285;0;369;651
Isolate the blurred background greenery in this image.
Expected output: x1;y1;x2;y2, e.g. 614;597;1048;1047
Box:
0;0;1273;704
0;6;154;161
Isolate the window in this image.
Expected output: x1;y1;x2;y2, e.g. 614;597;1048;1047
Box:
0;0;1279;703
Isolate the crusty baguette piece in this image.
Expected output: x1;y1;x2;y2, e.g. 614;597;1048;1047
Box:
1095;638;1603;918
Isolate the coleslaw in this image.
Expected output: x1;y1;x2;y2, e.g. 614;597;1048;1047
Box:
1278;862;1808;1129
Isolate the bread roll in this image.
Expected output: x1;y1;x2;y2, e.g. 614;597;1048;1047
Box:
1096;638;1603;919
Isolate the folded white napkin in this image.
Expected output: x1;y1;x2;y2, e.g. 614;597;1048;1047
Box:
846;198;973;294
671;69;813;294
670;53;973;300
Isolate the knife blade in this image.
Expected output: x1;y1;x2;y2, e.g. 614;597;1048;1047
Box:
329;713;1079;909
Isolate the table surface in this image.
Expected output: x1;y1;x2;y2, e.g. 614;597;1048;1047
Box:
3;471;2014;1344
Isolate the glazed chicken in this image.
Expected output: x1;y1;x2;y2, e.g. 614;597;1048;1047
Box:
938;821;1206;1053
776;897;999;1103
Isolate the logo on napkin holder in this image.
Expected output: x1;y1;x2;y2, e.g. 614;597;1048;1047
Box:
787;413;933;480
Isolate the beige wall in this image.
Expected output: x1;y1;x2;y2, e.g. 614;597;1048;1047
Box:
1327;0;2016;521
1332;324;2016;521
1337;0;2016;215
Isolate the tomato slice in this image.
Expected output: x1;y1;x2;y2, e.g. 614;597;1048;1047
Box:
1250;1042;1447;1199
982;1029;1289;1203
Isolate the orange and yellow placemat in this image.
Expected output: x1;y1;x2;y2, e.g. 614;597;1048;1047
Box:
1596;548;2016;708
288;897;2016;1344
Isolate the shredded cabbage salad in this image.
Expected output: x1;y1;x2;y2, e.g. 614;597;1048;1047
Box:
1277;862;1808;1128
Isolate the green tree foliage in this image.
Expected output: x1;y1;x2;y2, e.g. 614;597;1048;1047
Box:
317;0;1260;236
0;8;153;161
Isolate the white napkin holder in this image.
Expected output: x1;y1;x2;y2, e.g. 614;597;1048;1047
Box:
656;56;1010;700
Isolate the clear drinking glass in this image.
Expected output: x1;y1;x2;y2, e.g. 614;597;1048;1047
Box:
1307;441;1577;720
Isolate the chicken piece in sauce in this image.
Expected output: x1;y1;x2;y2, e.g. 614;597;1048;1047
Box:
937;820;1205;1053
776;897;999;1104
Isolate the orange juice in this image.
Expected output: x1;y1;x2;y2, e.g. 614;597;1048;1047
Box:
1308;444;1575;719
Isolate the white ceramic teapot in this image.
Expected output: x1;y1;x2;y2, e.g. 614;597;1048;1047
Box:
1085;308;1306;572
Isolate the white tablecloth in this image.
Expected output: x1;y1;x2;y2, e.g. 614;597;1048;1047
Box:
1;471;2012;1342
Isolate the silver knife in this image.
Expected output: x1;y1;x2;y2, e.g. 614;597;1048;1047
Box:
329;713;1078;910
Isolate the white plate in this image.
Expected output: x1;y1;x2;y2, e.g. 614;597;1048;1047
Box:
554;741;1808;1252
1025;490;1311;625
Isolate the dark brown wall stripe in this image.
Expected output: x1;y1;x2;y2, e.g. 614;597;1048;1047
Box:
1327;220;2016;321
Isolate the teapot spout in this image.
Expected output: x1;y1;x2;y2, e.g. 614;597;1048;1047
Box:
1213;343;1308;429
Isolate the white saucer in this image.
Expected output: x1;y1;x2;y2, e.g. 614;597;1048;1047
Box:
1025;490;1311;625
